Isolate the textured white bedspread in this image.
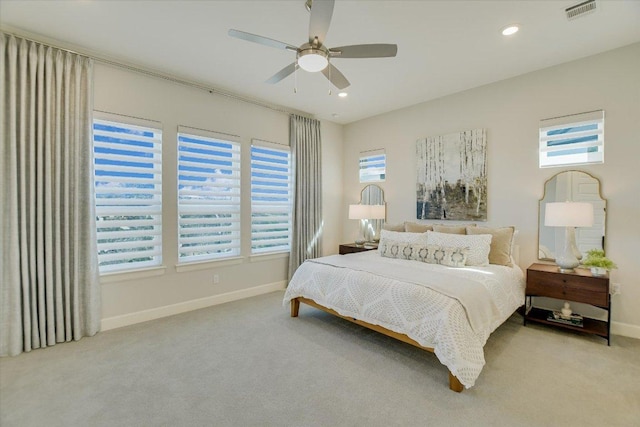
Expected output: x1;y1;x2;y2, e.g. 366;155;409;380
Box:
283;251;525;388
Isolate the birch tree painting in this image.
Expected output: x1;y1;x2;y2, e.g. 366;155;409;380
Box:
416;129;487;221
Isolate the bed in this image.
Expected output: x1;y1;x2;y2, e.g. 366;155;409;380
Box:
283;228;525;392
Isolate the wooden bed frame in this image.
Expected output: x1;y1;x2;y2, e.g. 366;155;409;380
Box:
290;296;464;392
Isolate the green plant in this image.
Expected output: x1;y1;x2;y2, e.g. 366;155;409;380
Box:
581;249;617;270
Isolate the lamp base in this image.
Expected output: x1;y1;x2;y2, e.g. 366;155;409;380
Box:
558;267;576;273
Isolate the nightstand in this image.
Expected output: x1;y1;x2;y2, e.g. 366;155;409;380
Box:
524;263;611;345
339;243;378;255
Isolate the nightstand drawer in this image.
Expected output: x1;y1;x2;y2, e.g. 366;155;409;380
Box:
527;270;608;307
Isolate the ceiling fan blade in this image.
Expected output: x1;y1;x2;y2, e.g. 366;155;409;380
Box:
321;63;350;90
330;44;398;58
308;0;335;44
266;63;298;84
228;29;297;51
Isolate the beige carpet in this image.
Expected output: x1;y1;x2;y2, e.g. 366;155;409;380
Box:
1;291;638;426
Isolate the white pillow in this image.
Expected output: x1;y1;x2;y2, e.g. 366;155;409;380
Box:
379;229;428;245
378;229;428;258
426;231;492;266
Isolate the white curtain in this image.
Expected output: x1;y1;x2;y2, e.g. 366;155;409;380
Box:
0;33;101;357
288;114;323;279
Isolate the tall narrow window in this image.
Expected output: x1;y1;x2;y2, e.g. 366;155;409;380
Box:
177;127;241;262
93;116;163;273
539;110;604;168
251;140;292;254
359;149;386;182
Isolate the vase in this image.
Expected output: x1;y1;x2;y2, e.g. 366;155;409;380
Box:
590;267;607;276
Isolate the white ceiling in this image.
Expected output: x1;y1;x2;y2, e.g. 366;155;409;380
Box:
1;1;639;124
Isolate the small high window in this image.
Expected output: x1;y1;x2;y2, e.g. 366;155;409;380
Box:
359;149;386;182
539;110;604;168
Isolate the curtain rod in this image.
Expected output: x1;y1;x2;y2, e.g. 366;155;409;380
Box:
1;29;310;118
541;109;603;122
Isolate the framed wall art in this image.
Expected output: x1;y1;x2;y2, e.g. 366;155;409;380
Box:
416;129;487;221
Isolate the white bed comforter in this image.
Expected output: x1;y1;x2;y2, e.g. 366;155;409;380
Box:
283;251;525;388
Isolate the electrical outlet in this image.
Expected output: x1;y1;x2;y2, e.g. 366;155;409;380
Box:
213;274;220;285
611;282;621;295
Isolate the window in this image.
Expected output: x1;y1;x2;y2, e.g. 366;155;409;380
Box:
250;140;293;254
539;110;604;168
93;117;163;273
177;127;241;262
359;149;386;182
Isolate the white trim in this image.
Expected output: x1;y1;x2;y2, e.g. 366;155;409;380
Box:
101;281;287;331
611;321;640;340
175;256;244;272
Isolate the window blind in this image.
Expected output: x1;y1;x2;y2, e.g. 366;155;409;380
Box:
251;140;292;254
177;127;241;262
93;118;163;273
359;149;386;182
539;110;604;168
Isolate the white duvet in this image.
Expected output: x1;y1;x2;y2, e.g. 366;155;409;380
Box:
283;250;525;388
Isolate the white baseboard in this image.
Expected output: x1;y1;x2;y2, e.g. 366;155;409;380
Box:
101;281;286;331
611;321;640;340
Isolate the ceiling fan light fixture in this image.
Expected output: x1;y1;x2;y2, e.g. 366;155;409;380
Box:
298;48;328;72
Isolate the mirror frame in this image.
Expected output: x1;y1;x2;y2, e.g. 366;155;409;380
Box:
538;170;607;261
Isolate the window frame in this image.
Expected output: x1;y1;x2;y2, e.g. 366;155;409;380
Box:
92;112;163;275
359;149;386;183
250;139;293;255
539;110;604;168
177;126;241;264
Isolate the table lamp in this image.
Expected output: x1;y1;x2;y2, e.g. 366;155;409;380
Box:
544;201;594;272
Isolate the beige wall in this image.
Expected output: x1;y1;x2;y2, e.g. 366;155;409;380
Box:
95;64;343;321
342;43;640;335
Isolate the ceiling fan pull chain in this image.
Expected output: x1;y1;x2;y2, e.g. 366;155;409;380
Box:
294;64;298;94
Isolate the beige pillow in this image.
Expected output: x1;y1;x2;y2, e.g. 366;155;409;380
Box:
382;222;405;232
404;222;433;233
466;226;515;267
433;224;476;235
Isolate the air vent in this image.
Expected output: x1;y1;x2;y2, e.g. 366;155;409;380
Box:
566;0;597;20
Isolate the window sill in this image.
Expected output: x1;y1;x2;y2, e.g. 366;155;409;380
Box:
100;265;167;284
175;256;244;273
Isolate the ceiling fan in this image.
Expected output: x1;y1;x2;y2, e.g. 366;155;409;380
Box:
228;0;397;90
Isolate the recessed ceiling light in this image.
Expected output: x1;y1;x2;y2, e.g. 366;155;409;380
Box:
501;25;520;36
338;92;348;98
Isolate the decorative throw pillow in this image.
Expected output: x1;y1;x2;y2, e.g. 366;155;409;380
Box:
379;241;414;260
466;226;515;267
433;224;476;235
378;230;427;259
426;231;491;266
411;244;468;267
404;222;434;233
382;222;406;232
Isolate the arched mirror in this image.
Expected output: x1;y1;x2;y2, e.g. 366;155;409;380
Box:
538;171;606;261
352;184;386;244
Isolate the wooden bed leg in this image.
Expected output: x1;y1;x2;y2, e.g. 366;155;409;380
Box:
449;372;464;393
290;298;300;317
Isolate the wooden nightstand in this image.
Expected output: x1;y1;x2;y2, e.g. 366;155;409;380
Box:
524;263;611;345
339;243;378;255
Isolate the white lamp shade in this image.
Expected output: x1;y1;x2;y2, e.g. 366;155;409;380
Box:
545;202;594;227
349;204;370;220
369;204;386;220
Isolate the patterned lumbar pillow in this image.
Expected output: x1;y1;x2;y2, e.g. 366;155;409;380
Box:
426;231;492;266
379;240;415;260
411;244;468;267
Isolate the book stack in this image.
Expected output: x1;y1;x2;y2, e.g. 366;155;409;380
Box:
547;311;584;327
